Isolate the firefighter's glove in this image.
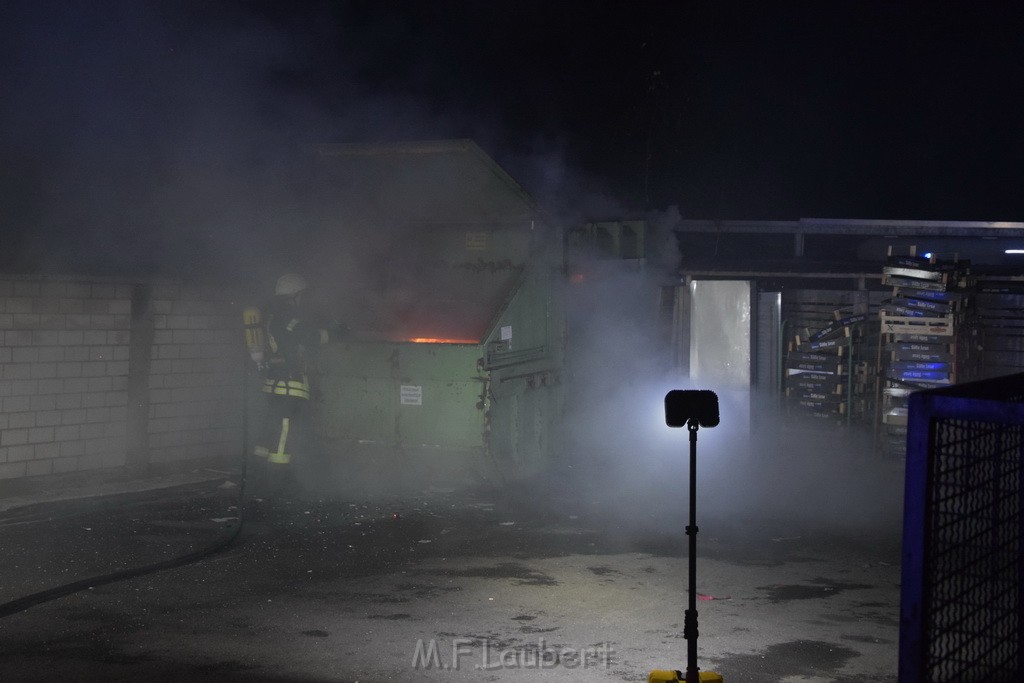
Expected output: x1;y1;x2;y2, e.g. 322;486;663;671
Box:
326;320;350;341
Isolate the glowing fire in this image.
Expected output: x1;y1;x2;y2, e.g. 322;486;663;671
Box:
406;337;478;344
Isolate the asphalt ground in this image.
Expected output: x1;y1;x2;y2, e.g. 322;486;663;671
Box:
0;455;902;683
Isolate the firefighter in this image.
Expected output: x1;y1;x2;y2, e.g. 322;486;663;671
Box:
253;273;343;496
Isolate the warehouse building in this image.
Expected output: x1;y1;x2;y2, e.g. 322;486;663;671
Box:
664;218;1024;456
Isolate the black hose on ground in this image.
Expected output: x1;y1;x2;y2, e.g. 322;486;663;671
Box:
0;361;256;620
0;507;246;618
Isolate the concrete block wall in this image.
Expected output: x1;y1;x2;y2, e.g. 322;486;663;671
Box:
146;283;244;465
0;276;244;480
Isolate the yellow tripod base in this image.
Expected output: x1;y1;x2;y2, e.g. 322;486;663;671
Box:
648;670;724;682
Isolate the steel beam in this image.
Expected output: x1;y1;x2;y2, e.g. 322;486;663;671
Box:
677;218;1024;237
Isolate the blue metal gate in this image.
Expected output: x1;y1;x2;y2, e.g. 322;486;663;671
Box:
901;374;1024;682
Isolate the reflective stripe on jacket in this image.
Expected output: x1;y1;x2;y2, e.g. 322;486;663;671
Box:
261;376;311;400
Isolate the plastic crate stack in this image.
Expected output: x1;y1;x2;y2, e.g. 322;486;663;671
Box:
784;305;873;424
878;250;974;458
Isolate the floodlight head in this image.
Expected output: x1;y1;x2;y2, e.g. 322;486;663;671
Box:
665;389;720;428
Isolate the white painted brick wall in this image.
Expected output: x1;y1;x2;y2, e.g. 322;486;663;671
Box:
0;276;244;479
146;283;243;465
0;278;130;478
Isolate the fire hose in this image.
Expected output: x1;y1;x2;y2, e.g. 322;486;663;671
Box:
0;337;260;620
0;500;247;619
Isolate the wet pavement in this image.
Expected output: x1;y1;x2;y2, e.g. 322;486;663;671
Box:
0;467;901;682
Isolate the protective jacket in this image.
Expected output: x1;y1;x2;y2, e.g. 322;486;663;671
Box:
261;296;329;400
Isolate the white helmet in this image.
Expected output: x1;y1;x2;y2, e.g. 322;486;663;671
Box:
275;273;308;297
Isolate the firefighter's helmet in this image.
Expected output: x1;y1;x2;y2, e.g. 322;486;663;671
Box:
275;273;308;297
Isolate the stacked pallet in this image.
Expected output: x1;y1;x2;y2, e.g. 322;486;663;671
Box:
877;250;975;458
784;293;878;425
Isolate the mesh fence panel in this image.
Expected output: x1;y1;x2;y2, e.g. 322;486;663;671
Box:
924;417;1022;681
901;376;1024;682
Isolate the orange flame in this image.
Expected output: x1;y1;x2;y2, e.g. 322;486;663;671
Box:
406;337;478;344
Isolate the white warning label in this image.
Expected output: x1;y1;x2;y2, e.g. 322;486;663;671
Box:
465;231;488;251
400;385;423;405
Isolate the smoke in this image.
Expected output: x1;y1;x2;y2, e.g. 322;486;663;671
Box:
557;219;903;544
0;2;547;279
561;371;903;545
0;2;904;543
2;2;288;274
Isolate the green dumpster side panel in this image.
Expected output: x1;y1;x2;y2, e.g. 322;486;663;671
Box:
480;250;566;477
317;342;485;451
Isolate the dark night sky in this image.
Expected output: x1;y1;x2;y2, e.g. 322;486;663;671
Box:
2;1;1023;274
